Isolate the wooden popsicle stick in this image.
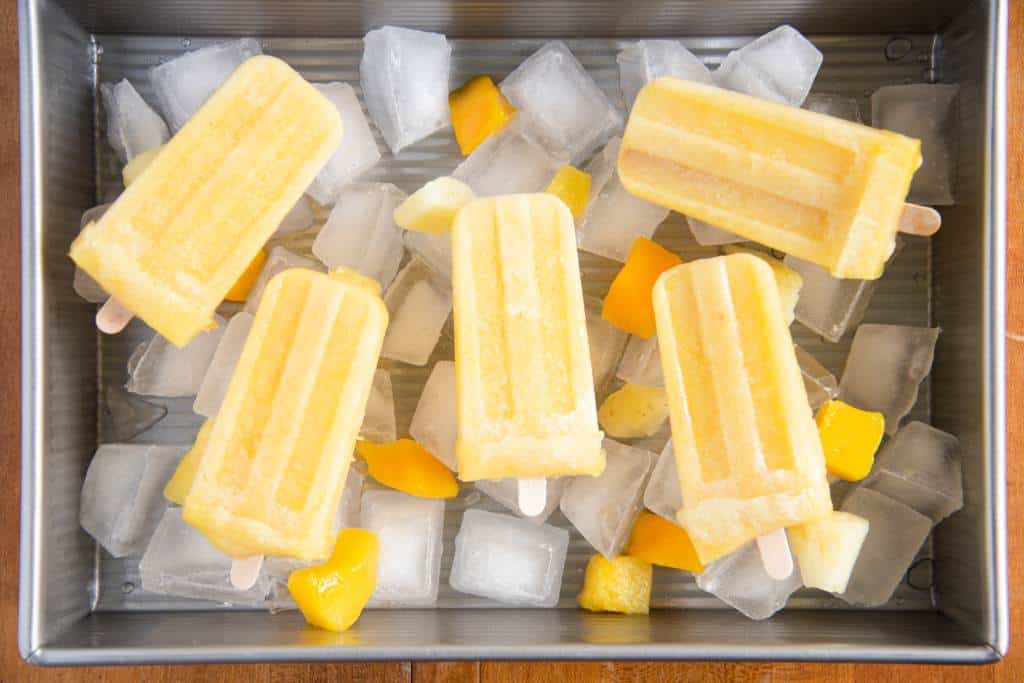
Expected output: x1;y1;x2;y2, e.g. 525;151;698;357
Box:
898;203;942;236
518;478;547;517
756;528;794;580
230;555;264;590
96;297;134;334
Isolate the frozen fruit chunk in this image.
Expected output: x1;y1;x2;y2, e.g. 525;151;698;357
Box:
307;83;382;205
545;165;591;220
449;509;569;607
642;440;682;522
602;237;681;337
714;25;822;106
193;313;254;418
452;113;566;197
356;439;458;499
624;511;703;573
288;529;378;632
126;317;226;398
815;400;885;482
408;361;457;470
360;26;452;154
393;176;476;234
100;78;169;163
449;75;517;155
500;41;622;163
598;384;668;439
224;251;267;303
617;40;712;108
696;540;803;620
577;554;652;615
788;511;869;594
381;257;452;366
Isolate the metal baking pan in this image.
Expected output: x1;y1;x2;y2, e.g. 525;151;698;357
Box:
19;0;1008;665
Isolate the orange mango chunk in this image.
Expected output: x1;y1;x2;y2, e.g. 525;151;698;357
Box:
625;511;705;573
449;75;517;155
288;529;379;632
356;438;459;499
602;237;682;337
577;554;652;615
164;419;214;505
545;166;591;220
224;248;268;302
816;400;885;481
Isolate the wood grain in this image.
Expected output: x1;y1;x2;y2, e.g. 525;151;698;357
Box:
1;2;1020;681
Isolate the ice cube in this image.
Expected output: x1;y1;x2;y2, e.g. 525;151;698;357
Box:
578;137;669;262
784;254;885;342
79;444;186;557
584;296;629;394
102;383;168;442
273;197;315;237
871;84;959;205
149;38;263;131
449;509;569;607
140;507;271;604
193;313;254;418
559;439;654;558
714;25;823;107
126;316;227;397
360;488;445;607
360;26;451;154
500;42;622;163
306;83;382;205
403;230;452;283
360;369;397;443
687;218;744;247
617;40;713;108
696;540;803;620
643;440;682;522
408;361;457;470
452;114;566;197
863;421;962;523
100;79;169;163
804;93;863;123
244;246;324;314
838;487;931;606
839;324;940;434
475;477;568;524
74;204;113;303
616;334;663;386
795;345;838;412
311;183;407;289
381;257;452;366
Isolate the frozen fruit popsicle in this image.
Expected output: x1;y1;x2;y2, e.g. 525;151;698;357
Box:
70;56;343;346
183;268;388;560
619;78;923;279
652;254;831;566
452;194;604;507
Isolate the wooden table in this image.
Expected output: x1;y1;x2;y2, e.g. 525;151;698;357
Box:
1;2;1020;680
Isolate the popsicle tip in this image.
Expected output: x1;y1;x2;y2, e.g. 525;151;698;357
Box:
230;555;264;591
96;297;134;334
756;529;794;581
518;478;547;517
898;203;941;236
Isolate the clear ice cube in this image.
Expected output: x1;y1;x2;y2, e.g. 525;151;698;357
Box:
140;507;271;604
804;93;863;123
714;25;823;107
449;508;569;607
839;324;940;434
193;313;254;418
871;84;959;206
795;345;838;412
360;26;452;154
559;439;654;558
102;383;168;442
474;477;568;524
408;360;457;470
616;334;663;387
381;257;452;366
80;444;186;557
838;487;931;607
100;79;169;163
584;296;629;394
863;421;962;523
643;440;682;522
452;114;566;197
126;316;227;397
578;137;669;262
696;539;803;620
687;218;744;247
312;183;407;289
617;40;713;109
307;83;382;205
273;197;315;237
403;230;452;283
500;41;623;163
361;488;445;607
784;254;885;342
149;38;263;131
360;369;397;444
244;246;324;314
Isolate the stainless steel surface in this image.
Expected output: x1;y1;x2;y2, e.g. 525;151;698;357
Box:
19;0;1008;665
